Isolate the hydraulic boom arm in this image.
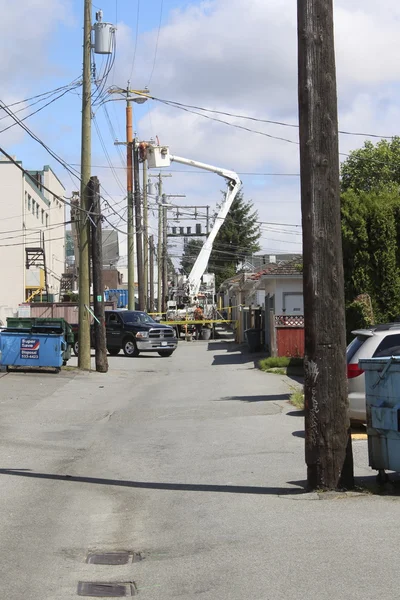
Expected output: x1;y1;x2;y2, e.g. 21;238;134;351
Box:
170;155;241;298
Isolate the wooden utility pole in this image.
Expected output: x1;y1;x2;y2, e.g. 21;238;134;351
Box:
133;140;145;310
157;179;163;314
142;158;149;311
110;86;151;309
126;102;135;310
149;235;155;311
78;0;92;370
162;195;168;314
297;0;353;490
90;176;108;373
149;172;171;313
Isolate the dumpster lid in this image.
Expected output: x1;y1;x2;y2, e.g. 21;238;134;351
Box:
359;357;400;369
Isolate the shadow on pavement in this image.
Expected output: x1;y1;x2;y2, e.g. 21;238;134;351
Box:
286;410;305;417
207;340;246;353
0;468;306;496
292;430;305;439
211;353;260;367
217;394;290;403
286;373;304;385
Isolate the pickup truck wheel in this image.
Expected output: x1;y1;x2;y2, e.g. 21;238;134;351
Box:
123;337;139;357
73;340;79;356
108;347;120;356
158;350;174;357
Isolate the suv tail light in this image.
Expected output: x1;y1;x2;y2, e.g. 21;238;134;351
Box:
347;364;364;379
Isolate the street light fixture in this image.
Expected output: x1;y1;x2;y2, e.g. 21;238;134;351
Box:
128;96;148;105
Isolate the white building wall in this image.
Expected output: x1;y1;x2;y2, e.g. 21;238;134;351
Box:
275;278;303;314
0;160;66;323
258;278;303;315
0;161;25;322
42;166;66;297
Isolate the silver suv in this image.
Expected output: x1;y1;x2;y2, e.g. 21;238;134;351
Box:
347;324;400;424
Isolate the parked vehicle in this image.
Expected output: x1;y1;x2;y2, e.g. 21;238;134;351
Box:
347;323;400;424
72;310;178;358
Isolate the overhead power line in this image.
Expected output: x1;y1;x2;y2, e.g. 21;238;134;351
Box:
129;0;141;80
0;78;82;111
142;93;396;140
147;0;164;87
0;84;82;135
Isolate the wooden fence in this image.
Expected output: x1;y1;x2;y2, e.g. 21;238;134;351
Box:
267;314;305;357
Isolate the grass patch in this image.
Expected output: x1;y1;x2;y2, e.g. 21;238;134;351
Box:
259;356;304;376
290;386;304;409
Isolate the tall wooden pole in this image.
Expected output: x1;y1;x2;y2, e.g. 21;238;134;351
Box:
134;141;145;310
157;174;163;314
162;198;168;313
78;0;92;370
143;158;149;311
149;235;155;312
126;99;135;310
90;176;108;373
297;0;353;490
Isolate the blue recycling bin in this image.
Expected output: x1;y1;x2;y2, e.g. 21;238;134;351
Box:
359;357;400;476
0;330;65;370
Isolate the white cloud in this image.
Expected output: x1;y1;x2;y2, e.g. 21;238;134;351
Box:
0;0;73;149
5;0;400;262
0;0;71;90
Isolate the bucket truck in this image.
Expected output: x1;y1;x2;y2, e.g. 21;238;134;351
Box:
146;144;241;326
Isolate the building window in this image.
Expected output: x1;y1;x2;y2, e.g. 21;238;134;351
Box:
46;213;49;227
41;209;44;224
32;199;35;215
36;203;39;218
28;195;31;211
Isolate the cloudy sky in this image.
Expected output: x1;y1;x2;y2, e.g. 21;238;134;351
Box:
1;0;400;269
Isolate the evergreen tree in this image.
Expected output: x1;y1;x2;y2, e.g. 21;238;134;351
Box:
179;190;261;288
180;238;204;275
340;138;400;330
209;190;261;287
341;186;400;328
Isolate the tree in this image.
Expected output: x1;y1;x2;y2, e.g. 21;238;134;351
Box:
341;186;400;327
341;137;400;192
180;238;204;275
209;190;261;287
340;137;400;330
65;230;75;258
179;190;261;288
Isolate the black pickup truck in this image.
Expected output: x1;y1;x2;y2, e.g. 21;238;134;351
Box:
72;309;178;358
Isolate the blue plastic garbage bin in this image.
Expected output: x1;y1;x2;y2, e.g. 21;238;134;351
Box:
0;331;65;371
359;357;400;476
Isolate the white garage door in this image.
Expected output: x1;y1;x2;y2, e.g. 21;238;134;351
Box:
284;293;304;314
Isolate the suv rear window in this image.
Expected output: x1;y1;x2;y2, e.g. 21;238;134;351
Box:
373;334;400;357
346;336;367;363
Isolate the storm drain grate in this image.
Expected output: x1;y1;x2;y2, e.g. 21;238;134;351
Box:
77;582;136;597
86;552;131;565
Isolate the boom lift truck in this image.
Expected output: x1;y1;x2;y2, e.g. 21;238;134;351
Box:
146;144;241;334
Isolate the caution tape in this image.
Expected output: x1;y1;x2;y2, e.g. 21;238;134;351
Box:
164;319;235;326
149;304;244;316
